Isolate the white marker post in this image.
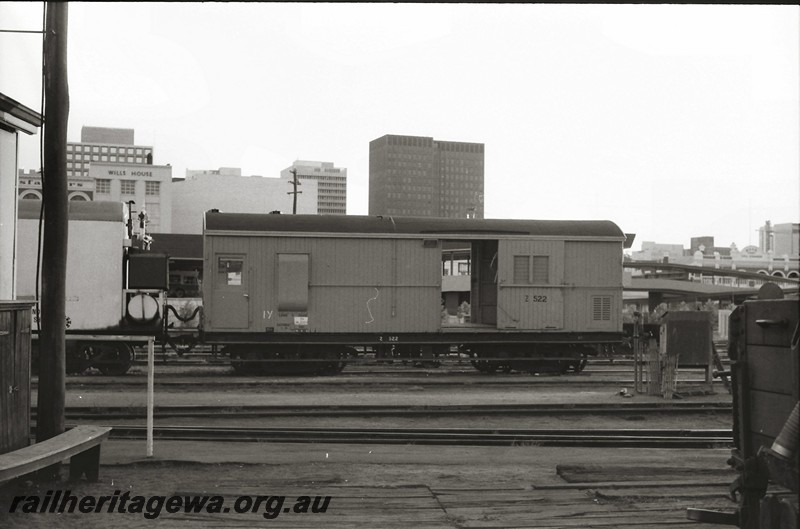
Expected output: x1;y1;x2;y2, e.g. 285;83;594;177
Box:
147;337;154;457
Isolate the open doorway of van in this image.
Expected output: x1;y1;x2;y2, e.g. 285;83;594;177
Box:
440;239;497;328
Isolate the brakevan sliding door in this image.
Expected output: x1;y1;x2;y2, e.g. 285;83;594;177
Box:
470;240;498;326
496;240;565;330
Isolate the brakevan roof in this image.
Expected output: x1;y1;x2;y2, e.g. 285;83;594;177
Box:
204;212;625;239
17;199;124;221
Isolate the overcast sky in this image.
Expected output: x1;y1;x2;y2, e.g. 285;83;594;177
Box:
1;3;798;251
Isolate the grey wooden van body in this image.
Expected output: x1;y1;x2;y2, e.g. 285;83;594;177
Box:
202;213;624;345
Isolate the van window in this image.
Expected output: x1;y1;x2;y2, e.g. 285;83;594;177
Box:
217;257;243;287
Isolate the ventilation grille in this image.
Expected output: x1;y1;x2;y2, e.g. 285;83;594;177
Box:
513;256;530;283
592;296;612;321
531;256;549;284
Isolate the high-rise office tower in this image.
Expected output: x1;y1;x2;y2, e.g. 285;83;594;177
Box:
280;161;347;215
369;134;484;218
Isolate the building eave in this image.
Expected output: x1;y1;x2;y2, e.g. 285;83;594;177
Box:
0;93;43;134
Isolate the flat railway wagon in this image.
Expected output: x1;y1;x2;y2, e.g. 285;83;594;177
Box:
16;200;166;375
202;212;626;375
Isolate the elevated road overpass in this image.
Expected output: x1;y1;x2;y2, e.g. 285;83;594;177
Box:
623;261;799;306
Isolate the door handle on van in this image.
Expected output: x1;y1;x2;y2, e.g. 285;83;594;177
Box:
243;293;250;299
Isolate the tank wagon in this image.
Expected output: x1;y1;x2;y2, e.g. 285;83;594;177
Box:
17;200;167;375
202;212;626;374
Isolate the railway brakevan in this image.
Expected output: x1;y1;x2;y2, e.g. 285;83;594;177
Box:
202;212;626;375
17;200;626;375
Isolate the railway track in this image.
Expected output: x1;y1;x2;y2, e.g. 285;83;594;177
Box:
38;377;721;390
33;402;732;421
38;356;727;387
51;424;734;448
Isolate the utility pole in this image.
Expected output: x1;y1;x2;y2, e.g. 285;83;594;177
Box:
287;168;302;214
37;1;69;462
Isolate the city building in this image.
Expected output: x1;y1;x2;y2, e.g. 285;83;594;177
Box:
17;126;164;228
170;168;319;234
629;222;799;279
280;160;347;215
88;162;173;233
368;134;484;218
630;241;686;262
67;126;153;180
1;92;42;299
689;236;732;257
18;169;95;201
760;221;800;258
185;166;242;179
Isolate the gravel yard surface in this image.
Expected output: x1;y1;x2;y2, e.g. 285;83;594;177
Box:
2;441;737;529
7;371;737;528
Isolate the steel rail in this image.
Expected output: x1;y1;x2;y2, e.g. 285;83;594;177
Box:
32;402;733;421
38;377;723;389
73;424;733;448
128;357;727;365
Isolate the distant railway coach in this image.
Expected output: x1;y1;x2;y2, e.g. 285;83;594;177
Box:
17;200;127;331
202;213;626;374
16;200;166;375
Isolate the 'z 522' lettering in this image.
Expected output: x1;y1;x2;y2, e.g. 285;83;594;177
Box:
524;295;547;303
